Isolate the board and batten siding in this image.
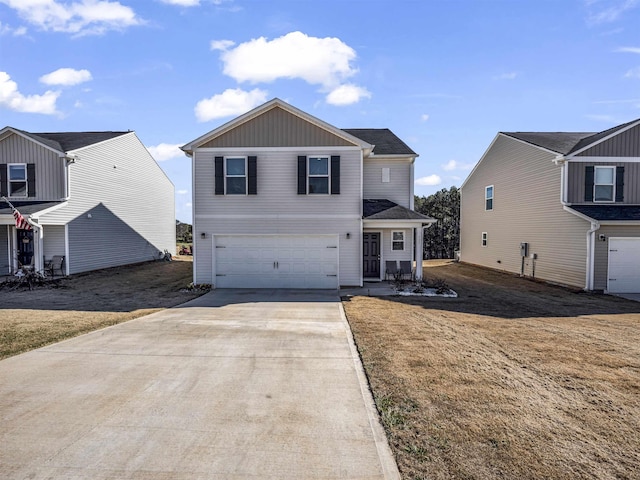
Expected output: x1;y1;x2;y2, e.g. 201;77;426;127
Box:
193;146;362;286
0;132;66;200
593;225;640;291
576;124;640;157
201;107;355;148
363;158;412;207
0;225;8;273
461;134;589;288
39;133;175;274
567;162;640;204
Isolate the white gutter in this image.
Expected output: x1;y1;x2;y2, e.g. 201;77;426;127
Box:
554;155;600;291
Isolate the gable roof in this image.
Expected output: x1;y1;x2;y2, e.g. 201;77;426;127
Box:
502;117;640;156
2;127;129;154
363;199;434;221
343;129;417;156
182;98;372;153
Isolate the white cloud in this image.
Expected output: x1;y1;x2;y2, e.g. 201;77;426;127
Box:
159;0;200;5
442;160;458;171
415;175;442;187
220;31;358;88
421;114;430;122
624;67;640;78
40;67;92;86
494;72;518;80
326;84;370;106
195;87;267;122
147;143;184;161
0;21;27;36
177;189;188;195
586;0;639;25
210;39;235;51
0;0;143;36
586;114;618;122
0;71;59;114
616;46;640;53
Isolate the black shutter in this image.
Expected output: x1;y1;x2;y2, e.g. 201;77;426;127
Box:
214;156;224;195
584;166;594;202
0;164;7;197
27;164;36;197
297;156;307;194
615;166;625;202
248;156;257;195
331;155;340;195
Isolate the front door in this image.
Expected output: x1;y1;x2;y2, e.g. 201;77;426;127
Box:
16;229;34;267
363;232;380;278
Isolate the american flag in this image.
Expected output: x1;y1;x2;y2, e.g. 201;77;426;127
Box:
13;209;32;230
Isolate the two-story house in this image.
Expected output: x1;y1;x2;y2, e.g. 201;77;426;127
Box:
182;98;433;289
460;118;640;294
0;127;175;276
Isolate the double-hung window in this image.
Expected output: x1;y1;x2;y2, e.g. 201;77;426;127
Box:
308;156;329;194
392;231;405;251
482;232;488;247
9;164;27;197
225;157;246;195
594;166;615;202
485;185;493;211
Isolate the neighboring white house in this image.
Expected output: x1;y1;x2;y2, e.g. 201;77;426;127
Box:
182;98;434;289
0;127;175;276
460;117;640;294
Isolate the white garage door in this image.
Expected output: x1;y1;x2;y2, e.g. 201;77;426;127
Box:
608;238;640;293
214;235;339;289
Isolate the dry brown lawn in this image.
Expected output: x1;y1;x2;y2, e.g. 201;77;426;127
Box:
0;256;203;359
343;261;640;480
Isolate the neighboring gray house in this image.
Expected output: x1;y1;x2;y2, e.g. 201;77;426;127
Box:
460;118;640;294
182;98;434;289
0;127;175;276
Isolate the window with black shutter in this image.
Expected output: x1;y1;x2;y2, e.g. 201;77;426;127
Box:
0;164;7;197
615;166;624;202
298;155;341;195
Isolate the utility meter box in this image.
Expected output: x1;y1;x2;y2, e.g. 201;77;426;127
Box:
520;242;529;257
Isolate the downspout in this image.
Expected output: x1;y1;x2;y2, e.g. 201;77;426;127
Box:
554;156;599;291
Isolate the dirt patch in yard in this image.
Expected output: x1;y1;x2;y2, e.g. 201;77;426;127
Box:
0;257;204;359
343;260;640;480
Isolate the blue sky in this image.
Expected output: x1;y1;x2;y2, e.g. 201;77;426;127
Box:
1;0;640;223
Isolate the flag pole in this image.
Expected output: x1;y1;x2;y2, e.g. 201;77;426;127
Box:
1;196;39;231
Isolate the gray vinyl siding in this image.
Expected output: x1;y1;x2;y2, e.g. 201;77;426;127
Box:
461;134;589;288
201;106;354;148
567;162;640;204
193;146;362;286
363;158;412;207
42;225;66;259
39;133;175;274
0;225;8;274
593;225;640;291
381;228;413;264
576;124;640;157
0;132;66;200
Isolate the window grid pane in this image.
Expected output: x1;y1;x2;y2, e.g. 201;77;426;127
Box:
226;158;246;176
308;177;328;194
9;165;26;181
309;157;328;175
226;177;246;195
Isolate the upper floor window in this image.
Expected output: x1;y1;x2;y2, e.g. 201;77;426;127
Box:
298;155;340;195
485;185;494;211
225;157;246;195
214;156;256;196
308;156;329;194
594;166;615;202
9;164;27;197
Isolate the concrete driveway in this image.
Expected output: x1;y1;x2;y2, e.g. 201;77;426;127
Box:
0;290;399;479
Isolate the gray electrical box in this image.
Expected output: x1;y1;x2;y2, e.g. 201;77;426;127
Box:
520;242;529;257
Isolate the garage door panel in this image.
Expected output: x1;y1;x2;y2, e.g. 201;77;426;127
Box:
215;235;339;289
608;238;640;294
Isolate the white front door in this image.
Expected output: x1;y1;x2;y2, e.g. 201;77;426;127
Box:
214;235;339;289
608;237;640;293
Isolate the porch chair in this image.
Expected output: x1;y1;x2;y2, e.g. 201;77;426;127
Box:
45;255;65;278
385;260;398;281
399;261;415;281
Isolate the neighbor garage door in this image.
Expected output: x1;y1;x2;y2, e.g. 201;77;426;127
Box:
214;235;339;289
608;238;640;293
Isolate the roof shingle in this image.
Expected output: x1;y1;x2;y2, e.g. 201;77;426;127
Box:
343;129;417;156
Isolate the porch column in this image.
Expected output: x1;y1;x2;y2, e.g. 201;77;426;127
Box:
415;225;424;280
34;225;43;272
